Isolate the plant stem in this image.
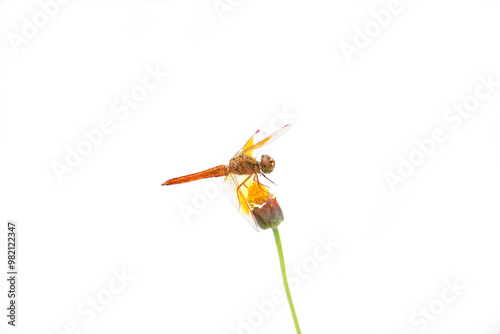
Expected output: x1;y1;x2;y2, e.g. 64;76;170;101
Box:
272;227;301;334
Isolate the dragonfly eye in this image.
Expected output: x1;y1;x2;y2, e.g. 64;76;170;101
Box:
260;154;275;174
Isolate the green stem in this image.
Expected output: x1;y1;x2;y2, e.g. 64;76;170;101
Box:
272;227;301;334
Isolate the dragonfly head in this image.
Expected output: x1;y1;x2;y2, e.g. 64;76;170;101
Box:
259;154;275;174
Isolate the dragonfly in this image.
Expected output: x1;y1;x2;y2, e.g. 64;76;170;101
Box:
162;124;290;231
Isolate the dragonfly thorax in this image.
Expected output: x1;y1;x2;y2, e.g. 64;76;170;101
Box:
229;154;275;175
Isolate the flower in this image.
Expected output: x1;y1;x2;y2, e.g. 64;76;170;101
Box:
245;182;284;230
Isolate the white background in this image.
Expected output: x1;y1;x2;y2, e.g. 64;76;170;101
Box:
1;1;500;333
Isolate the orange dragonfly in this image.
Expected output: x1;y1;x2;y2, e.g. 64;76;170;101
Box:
162;124;290;231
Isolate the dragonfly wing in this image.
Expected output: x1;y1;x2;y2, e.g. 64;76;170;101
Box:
235;129;263;158
223;173;259;232
241;129;260;152
239;124;291;158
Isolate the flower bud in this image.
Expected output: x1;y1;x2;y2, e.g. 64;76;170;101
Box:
252;197;284;230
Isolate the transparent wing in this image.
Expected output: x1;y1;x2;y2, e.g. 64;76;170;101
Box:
236;124;291;158
223;173;259;232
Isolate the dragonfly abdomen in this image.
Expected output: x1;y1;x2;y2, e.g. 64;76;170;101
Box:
162;165;228;186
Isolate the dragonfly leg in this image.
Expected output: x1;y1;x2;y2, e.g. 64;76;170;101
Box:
253;174;263;190
259;173;276;186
